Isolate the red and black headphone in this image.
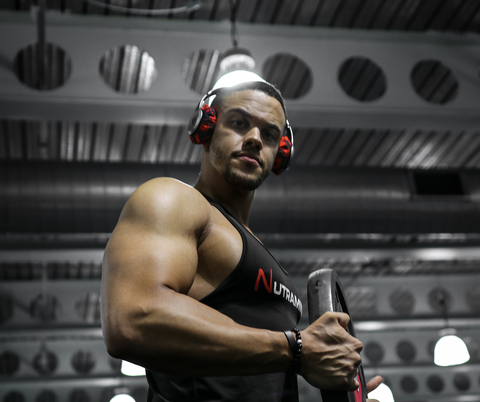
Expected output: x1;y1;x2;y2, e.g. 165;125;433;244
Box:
187;83;294;175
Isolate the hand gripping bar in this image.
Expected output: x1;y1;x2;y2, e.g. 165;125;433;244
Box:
307;268;367;402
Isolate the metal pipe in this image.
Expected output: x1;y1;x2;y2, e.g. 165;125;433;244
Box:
2;161;480;234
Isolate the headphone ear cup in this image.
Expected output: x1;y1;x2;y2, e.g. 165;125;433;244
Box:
188;105;217;145
272;134;293;175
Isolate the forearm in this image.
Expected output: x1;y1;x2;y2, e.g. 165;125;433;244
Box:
103;285;292;376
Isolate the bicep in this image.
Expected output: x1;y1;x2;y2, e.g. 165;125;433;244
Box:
101;184;203;317
104;221;198;298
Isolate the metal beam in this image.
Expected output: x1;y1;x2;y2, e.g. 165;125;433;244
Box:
1;11;480;129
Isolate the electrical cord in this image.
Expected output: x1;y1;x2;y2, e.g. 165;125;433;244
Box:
229;0;239;47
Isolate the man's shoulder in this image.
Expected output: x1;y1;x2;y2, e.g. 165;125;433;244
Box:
124;177;211;226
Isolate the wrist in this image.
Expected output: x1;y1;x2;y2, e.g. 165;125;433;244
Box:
283;328;302;374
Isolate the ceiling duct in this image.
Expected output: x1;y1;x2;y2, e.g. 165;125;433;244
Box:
1;162;480;234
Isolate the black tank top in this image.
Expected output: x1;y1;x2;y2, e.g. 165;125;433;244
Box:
146;195;302;402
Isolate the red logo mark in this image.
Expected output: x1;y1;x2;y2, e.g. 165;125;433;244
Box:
254;268;273;293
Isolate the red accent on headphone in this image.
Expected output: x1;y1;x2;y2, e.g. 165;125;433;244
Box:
189;105;217;145
272;135;292;175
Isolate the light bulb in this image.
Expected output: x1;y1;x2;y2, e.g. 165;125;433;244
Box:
368;383;395;402
212;70;264;91
434;332;470;366
121;360;145;376
110;394;136;402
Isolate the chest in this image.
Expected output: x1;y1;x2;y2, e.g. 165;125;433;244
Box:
187;207;243;300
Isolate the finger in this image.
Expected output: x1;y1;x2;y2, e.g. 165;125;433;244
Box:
366;375;383;393
330;311;351;330
345;376;360;392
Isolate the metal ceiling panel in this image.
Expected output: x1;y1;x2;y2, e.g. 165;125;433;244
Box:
3;120;480;170
3;0;480;34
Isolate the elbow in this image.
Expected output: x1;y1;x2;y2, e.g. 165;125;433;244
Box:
102;325;129;360
102;315;140;360
104;333;126;360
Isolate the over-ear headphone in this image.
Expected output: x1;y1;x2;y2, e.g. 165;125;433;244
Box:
187;85;294;175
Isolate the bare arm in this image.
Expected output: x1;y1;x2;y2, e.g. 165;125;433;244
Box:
101;178;291;376
101;178;366;390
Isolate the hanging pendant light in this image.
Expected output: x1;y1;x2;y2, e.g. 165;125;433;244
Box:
110;394;135;402
368;383;395;402
434;328;470;367
121;360;145;376
431;289;470;367
212;0;260;89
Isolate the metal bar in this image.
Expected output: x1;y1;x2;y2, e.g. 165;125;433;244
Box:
356;318;480;332
0;326;103;342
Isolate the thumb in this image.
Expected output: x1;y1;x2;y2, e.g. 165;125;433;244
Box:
329;311;351;330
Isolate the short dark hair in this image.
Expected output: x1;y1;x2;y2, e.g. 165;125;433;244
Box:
211;81;288;119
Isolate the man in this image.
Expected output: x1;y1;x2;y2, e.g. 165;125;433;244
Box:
101;77;382;401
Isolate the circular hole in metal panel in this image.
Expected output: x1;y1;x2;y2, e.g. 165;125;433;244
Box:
364;341;384;364
3;391;25;402
428;287;452;314
71;350;96;374
463;336;479;361
75;292;101;323
466;286;480;313
0;352;20;376
389;287;415;316
109;357;122;373
29;293;61;323
338;56;386;102
69;389;90;402
33;349;57;375
344;286;377;318
427;375;444;393
0;295;14;324
411;60;458;105
100;45;157;94
14;42;72;91
262;53;313;99
35;390;57;402
183;49;221;95
396;340;417;363
400;375;418;393
453;373;471;391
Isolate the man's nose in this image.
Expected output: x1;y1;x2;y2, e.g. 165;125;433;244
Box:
243;127;263;149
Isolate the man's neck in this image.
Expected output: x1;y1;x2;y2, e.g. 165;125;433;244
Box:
194;175;255;228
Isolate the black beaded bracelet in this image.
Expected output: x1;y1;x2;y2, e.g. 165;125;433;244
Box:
283;328;302;374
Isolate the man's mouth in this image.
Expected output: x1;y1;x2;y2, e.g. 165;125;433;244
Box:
234;152;262;167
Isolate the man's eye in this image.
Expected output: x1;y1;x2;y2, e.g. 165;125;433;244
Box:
263;131;277;141
231;120;244;127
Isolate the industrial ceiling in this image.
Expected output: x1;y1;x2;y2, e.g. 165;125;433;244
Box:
1;1;480;402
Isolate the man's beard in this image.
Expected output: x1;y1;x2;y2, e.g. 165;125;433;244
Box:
222;162;270;191
212;146;271;191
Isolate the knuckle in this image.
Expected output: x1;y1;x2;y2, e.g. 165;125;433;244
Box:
354;339;363;351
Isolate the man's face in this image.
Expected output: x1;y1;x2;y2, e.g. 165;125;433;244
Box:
207;90;286;191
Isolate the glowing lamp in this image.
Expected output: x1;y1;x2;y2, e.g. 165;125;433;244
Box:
212;70;264;91
110;394;136;402
121;360;145;376
368;383;395;402
434;328;470;366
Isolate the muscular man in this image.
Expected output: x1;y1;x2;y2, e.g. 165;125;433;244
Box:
101;77;382;401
